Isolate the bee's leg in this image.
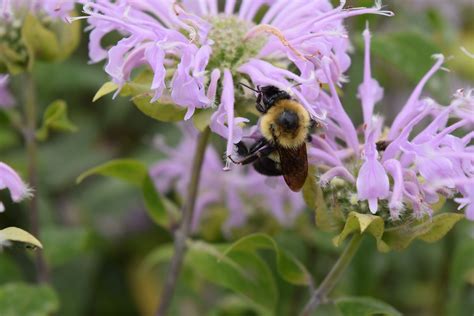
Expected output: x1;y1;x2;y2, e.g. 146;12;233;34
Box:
228;144;275;165
248;137;269;154
235;141;249;156
306;119;317;142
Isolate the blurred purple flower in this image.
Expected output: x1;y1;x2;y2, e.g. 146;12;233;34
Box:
311;26;474;220
150;124;305;235
0;0;74;20
78;0;392;168
0;75;15;108
0;162;31;212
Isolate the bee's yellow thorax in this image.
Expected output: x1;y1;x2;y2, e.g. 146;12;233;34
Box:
260;100;311;148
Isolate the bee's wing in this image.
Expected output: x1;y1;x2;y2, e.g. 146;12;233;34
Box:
276;143;308;192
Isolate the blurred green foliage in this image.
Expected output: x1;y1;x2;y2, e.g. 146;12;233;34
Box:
0;2;473;316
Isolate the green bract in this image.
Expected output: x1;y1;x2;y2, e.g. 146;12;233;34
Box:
303;169;465;252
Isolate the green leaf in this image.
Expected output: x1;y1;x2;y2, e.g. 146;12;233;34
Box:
335;296;402;316
142;244;175;271
142;175;170;227
370;32;440;83
77;159;147;186
0;283;59;316
119;69;187;122
333;212;389;252
36;100;77;141
132;96;186;122
383;213;464;251
187;240;277;314
0;227;42;249
223;233;312;286
93;81;118;102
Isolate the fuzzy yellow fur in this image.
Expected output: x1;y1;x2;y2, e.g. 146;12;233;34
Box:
260;100;311;148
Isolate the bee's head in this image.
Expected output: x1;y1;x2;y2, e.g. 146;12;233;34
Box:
240;83;291;113
257;86;291;113
277;110;299;131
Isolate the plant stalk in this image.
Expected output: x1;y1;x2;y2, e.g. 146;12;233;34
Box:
24;73;50;283
300;233;363;316
156;127;211;316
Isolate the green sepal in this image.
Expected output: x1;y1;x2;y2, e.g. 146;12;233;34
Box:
333;212;389;252
382;213;464;251
333;211;464;252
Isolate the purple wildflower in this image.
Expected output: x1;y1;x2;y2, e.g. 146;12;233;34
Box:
77;0;392;169
150;124;304;235
309;25;474;220
0;75;14;108
0;0;74;21
0;162;31;212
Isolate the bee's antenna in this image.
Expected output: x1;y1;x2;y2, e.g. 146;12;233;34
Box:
239;82;259;93
291;82;303;89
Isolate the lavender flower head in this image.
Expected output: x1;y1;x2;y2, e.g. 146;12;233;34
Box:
309;26;474;221
0;74;14;108
0;162;31;212
151;124;305;234
78;0;392;169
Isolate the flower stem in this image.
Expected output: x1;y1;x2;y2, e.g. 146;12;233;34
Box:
156;127;211;316
300;233;363;316
24;73;50;283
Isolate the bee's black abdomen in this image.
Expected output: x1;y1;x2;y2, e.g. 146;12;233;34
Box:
253;157;282;176
277;110;299;131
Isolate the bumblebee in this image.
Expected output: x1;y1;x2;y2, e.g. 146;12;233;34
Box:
229;84;314;192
